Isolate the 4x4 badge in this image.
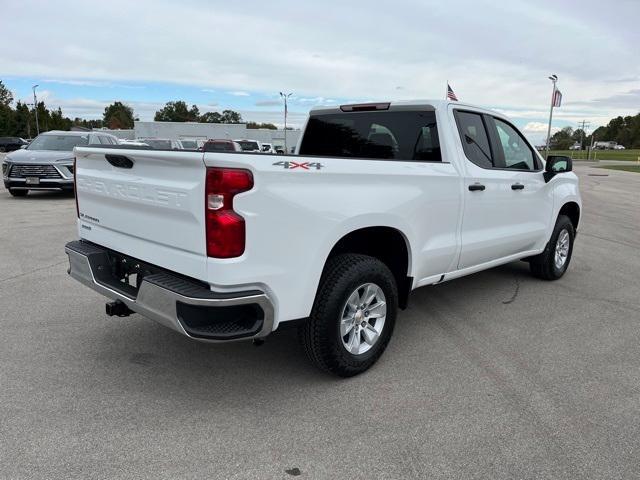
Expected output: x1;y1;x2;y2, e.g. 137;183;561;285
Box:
272;161;323;170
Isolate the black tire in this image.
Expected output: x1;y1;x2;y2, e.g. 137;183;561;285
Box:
8;189;28;197
299;254;398;377
529;215;575;280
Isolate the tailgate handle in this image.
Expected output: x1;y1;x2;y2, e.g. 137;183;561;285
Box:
105;154;134;169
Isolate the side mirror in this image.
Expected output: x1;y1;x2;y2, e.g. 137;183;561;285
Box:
544;155;572;182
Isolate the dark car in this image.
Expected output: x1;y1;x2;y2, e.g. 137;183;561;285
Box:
0;137;28;152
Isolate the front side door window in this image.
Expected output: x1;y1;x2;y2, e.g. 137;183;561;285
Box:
492;118;538;171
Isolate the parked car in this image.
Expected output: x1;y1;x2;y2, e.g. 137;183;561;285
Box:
179;138;206;150
0;136;29;152
66;100;581;376
234;139;262;152
614;145;626;150
2;130;118;196
137;138;184;150
202;139;242;152
593;141;618;150
569;144;581;151
261;142;275;153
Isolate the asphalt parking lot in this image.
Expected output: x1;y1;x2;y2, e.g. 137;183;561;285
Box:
1;157;639;479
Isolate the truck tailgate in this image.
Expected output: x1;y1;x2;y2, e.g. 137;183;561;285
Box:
74;147;208;280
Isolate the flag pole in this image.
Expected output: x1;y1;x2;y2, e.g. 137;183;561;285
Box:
544;75;558;159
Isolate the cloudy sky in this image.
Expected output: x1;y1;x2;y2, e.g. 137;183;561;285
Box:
2;0;639;143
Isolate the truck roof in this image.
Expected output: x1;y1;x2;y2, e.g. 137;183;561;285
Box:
309;99;501;117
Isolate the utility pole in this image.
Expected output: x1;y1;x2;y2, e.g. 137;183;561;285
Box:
577;120;590;150
280;92;292;153
32;84;40;136
545;75;558;159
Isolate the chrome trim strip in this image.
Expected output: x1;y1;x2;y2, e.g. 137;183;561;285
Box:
7;178;72;184
65;245;275;342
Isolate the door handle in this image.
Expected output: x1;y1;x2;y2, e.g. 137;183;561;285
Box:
511;183;525;190
105;154;134;169
468;183;485;192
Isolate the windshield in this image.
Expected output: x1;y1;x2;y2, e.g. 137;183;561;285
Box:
237;141;259;151
27;134;89;151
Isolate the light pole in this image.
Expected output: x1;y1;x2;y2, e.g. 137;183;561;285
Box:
32;84;40;136
280;92;292;153
544;75;557;159
25;102;34;139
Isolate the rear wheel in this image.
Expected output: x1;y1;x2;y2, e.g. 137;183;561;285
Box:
299;254;398;377
529;215;574;280
8;189;28;197
0;146;6;153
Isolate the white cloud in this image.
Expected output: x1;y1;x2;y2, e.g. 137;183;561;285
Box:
43;78;144;89
1;0;638;129
523;122;553;133
255;100;281;107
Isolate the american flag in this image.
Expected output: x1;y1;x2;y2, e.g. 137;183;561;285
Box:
447;84;458;101
552;88;562;107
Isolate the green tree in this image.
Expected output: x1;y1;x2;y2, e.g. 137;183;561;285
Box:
103;101;134;129
13;102;32;138
549;126;574;150
0;105;14;135
220;109;243;124
154;101;200;122
246;122;277;130
0;80;13;107
199;111;222;123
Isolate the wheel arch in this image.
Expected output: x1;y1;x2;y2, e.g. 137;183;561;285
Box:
558;201;580;231
323;226;413;309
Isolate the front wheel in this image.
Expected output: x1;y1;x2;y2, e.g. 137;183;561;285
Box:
529;215;575;280
299;254;398;377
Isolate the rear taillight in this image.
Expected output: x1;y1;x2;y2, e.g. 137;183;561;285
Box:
205;167;253;258
73;157;79;218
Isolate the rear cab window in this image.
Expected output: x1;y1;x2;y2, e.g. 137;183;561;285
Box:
299;108;441;162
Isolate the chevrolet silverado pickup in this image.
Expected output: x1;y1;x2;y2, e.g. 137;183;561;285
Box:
65;100;581;376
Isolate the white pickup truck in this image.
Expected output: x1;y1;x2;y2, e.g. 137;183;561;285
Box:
66;100;581;376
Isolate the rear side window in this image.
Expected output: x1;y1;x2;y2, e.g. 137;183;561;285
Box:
299;111;441;162
454;111;493;168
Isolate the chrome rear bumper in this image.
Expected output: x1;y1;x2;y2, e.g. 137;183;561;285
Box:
65;240;274;342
